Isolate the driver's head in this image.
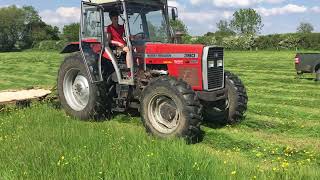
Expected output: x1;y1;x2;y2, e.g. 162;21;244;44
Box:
109;11;120;24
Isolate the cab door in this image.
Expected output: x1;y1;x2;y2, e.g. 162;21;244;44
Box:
80;1;105;83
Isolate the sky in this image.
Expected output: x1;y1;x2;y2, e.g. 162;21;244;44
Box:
0;0;319;35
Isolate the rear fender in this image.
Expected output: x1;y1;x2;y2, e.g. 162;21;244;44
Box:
315;63;320;72
61;42;80;54
61;42;111;60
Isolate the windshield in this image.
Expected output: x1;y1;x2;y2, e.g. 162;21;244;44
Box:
127;4;170;43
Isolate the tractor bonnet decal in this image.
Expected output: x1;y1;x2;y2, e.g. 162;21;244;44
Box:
145;53;199;58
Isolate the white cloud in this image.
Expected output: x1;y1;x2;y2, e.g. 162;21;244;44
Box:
190;0;285;7
311;6;320;13
256;4;307;16
178;10;233;33
0;4;20;8
190;0;203;5
168;0;180;7
40;7;80;28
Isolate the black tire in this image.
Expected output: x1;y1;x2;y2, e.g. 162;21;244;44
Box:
203;71;248;124
224;71;248;124
316;69;320;81
57;52;114;120
140;77;202;142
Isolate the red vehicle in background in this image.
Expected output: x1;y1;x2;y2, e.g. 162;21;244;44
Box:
57;0;248;142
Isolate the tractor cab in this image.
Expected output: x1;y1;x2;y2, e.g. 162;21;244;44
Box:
79;0;176;85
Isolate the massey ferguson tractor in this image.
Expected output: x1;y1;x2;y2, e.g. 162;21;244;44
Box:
57;0;248;141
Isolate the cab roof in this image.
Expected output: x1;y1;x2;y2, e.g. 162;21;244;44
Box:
87;0;167;5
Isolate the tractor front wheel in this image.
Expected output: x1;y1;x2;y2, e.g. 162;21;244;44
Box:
203;71;248;124
140;77;202;142
224;71;248;124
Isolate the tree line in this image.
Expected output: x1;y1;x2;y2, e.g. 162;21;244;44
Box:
0;5;319;52
0;5;79;52
176;8;318;50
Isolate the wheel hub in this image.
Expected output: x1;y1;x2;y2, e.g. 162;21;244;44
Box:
159;102;177;122
63;69;90;111
148;95;180;134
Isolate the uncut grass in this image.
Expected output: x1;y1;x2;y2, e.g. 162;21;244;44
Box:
0;50;320;179
0;104;319;179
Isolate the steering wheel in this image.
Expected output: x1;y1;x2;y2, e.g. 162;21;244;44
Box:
132;32;145;40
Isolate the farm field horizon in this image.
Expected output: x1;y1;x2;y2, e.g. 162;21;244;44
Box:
0;50;319;179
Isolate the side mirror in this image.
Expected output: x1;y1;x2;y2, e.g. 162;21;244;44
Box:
171;7;178;21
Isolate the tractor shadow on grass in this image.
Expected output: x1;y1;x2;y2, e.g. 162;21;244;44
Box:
202;109;230;129
295;75;320;82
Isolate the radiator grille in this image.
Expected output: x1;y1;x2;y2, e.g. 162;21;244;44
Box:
206;47;224;90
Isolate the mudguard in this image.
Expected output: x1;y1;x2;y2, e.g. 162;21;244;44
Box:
61;42;80;54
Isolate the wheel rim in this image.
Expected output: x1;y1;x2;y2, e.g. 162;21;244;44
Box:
63;68;90;111
148;94;180;134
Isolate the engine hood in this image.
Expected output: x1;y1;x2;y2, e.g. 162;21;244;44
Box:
144;43;205;60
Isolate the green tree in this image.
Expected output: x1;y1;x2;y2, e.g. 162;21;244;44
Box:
230;8;263;35
216;20;235;36
170;19;188;34
170;19;190;43
63;23;80;42
0;5;25;51
297;22;314;34
0;5;60;51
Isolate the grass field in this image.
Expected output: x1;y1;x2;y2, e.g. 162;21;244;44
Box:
0;51;319;179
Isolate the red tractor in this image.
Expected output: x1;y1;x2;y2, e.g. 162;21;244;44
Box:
58;0;248;141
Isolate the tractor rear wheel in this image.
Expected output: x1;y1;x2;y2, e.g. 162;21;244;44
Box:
140;77;202;142
57;52;113;120
316;69;320;81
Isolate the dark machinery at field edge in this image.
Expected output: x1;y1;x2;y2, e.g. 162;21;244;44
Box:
295;53;320;81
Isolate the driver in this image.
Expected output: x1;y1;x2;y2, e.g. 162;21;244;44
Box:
106;11;131;69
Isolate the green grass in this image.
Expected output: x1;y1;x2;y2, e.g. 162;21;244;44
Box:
0;51;63;91
0;50;319;179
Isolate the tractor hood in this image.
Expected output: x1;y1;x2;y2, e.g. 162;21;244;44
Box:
143;43;224;91
144;43;206;90
144;43;205;65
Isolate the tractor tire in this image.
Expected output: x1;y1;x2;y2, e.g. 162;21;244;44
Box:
224;71;248;124
316;69;320;81
57;52;113;120
140;76;203;142
203;71;248;124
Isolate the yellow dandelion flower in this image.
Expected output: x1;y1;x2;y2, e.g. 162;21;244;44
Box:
256;152;263;157
281;162;289;168
231;171;236;175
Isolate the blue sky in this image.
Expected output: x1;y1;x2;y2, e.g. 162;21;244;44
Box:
0;0;319;35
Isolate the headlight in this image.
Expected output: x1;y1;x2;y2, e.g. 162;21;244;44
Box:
208;61;214;68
